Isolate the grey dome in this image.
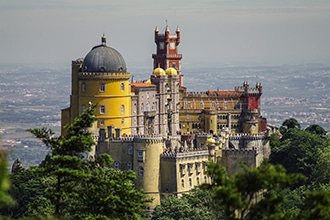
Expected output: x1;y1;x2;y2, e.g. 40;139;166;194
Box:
82;37;127;73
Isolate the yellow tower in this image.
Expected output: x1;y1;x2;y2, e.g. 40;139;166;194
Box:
62;35;132;136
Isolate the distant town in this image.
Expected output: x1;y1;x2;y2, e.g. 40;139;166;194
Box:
0;63;329;166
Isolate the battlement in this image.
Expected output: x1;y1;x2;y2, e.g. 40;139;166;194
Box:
72;58;83;64
161;149;209;160
235;86;261;94
78;72;130;80
229;133;268;141
223;148;257;156
106;134;164;144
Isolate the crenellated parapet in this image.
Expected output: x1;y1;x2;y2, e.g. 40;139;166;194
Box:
161;149;209;160
78;72;130;80
229;133;269;141
133;135;164;143
186;91;242;97
72;58;83;65
223;148;258;157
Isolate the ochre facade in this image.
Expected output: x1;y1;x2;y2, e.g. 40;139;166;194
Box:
61;26;270;209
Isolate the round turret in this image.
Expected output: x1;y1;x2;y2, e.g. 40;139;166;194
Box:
82;35;127;73
165;67;178;76
153;67;166;76
207;137;216;145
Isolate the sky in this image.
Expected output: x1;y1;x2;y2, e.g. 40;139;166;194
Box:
1;0;330;68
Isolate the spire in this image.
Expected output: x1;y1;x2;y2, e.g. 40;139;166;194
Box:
101;34;107;45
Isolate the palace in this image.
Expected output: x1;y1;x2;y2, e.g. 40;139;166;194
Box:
61;25;270;208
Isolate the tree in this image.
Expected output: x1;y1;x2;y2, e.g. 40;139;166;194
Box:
281;118;300;130
270;128;326;181
0;168;54;218
26;106;149;219
0;150;15;211
204;162;304;220
152;194;215;220
305;124;327;137
298;190;330;220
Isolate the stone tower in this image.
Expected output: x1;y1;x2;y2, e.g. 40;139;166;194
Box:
152;25;183;87
61;35;132;136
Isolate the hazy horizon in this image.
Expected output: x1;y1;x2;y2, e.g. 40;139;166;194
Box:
1;0;330;67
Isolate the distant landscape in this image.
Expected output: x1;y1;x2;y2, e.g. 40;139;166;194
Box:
0;63;329;167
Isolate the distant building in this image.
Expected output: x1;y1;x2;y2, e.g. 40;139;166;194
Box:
61;25;270;208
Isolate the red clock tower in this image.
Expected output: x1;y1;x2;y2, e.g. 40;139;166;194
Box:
152;25;183;86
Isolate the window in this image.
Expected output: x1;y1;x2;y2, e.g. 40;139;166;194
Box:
199;101;204;108
99;83;105;92
138;167;144;176
100;119;104;126
196;163;201;173
137;150;145;162
141;103;144;112
186;114;190;120
189;178;192;187
188;164;193;175
224;101;228;109
180;164;186;176
204;163;208;172
82;82;86;92
100;105;105;114
186;102;191;108
127;145;133;155
197;177;200;185
127;162;132;170
133;103;137;113
121;104;125;114
181;179;185;188
121;118;125;125
81;104;86;113
114;161;119;169
211;102;216;108
204;176;207;183
120;82;125;91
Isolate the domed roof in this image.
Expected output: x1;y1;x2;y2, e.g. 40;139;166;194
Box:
207;138;216;145
82;35;127;73
153;67;166;76
165;67;178;75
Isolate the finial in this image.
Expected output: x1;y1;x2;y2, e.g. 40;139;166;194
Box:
165;20;169;32
155;26;159;32
176;26;180;32
101;34;106;45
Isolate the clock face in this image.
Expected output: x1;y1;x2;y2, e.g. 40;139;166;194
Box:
159;42;164;50
169;42;175;49
251;124;256;130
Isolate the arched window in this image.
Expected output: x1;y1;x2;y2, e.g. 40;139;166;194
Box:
100;105;106;114
82;82;86;92
127;162;132;170
121;104;125;114
114;161;119;169
197;177;200;185
120;82;125;91
99;83;105;92
189;178;192;187
81;104;86;113
138;167;144;176
181;179;184;188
